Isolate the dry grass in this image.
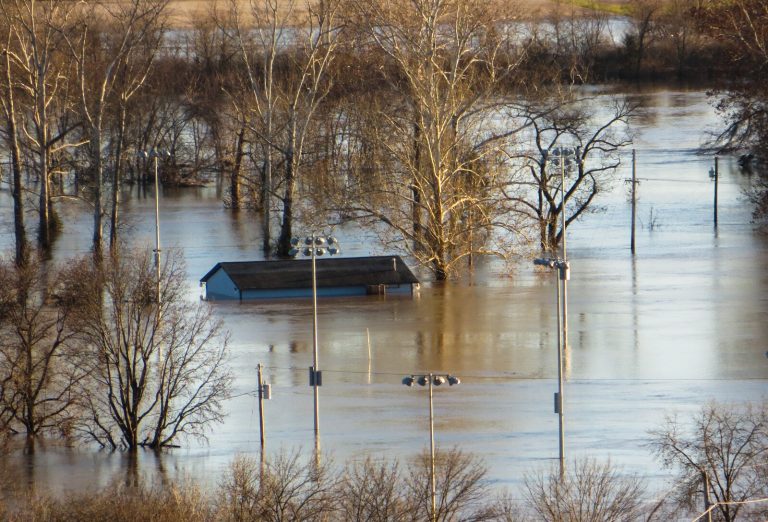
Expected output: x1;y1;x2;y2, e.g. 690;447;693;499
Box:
157;0;592;29
7;484;214;522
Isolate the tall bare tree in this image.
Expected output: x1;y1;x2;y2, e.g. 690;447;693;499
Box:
0;23;27;267
73;250;231;450
64;0;167;258
223;0;342;257
0;0;79;253
626;0;662;77
340;0;527;279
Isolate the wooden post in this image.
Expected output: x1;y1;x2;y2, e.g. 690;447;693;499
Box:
713;156;719;227
631;149;637;254
257;363;265;450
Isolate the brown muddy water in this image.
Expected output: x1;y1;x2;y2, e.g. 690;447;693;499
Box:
0;87;766;497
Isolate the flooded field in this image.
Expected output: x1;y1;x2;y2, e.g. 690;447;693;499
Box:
0;87;766;496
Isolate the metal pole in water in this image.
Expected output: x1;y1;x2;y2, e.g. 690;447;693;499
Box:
631;149;637;254
555;269;565;478
312;244;320;457
258;363;265;450
153;154;161;305
428;373;436;522
714;156;719;228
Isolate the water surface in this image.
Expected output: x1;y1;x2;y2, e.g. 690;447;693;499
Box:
0;87;766;496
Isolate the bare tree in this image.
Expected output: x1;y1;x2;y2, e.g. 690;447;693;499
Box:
63;0;167;258
73;249;231;450
0;255;88;446
184;13;248;209
222;0;342;257
403;448;496;522
340;0;527;280
0;19;27;267
625;0;662;78
338;458;410;521
524;457;647;522
0;0;80;252
649;400;768;522
217;451;339;522
507;93;636;251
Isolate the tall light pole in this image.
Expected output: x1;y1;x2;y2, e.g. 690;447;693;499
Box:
534;257;568;476
289;235;340;456
402;373;461;522
138;149;170;304
535;146;578;478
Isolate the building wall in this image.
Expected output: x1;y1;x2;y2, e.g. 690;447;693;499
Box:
242;286;369;299
203;270;240;300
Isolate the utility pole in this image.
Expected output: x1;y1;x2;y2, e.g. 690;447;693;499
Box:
257;363;267;450
631;149;637;254
713;156;719;228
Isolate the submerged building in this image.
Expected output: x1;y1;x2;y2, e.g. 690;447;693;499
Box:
200;255;420;301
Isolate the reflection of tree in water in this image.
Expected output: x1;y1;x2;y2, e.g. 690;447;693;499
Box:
123;450;169;490
412;285;493;371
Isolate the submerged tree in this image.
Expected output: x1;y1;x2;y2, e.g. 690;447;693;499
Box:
64;0;167;258
508;93;636;251
340;0;527;280
694;0;768;225
73;249;231;450
223;0;342;257
0;0;79;253
0;256;87;444
0;19;27;267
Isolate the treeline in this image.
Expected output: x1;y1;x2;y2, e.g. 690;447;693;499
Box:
1;400;767;521
1;0;763;278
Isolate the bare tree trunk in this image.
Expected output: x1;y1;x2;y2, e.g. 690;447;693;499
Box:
262;86;274;256
277;130;296;257
110;105;128;251
412;121;422;251
91;128;103;259
36;69;52;252
230;125;246;210
262;144;272;255
5;44;26;267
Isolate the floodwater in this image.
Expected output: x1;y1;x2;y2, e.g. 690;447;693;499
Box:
0;87;766;497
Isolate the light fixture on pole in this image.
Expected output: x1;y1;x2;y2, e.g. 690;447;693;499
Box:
536;145;578;478
289;235;341;455
402;372;461;522
137;149;171;304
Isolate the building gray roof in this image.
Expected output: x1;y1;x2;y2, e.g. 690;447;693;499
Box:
200;256;419;290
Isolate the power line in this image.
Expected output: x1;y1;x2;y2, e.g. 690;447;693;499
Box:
257;365;767;383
